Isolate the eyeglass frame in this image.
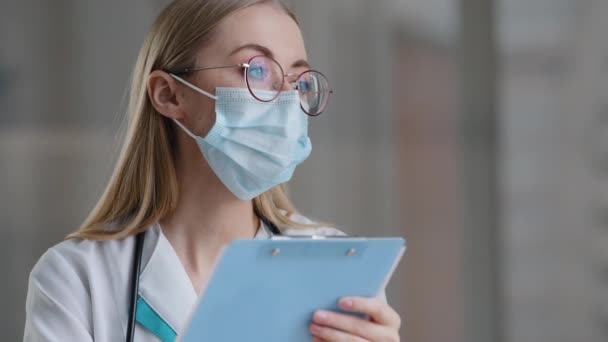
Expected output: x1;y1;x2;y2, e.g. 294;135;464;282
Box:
166;55;333;116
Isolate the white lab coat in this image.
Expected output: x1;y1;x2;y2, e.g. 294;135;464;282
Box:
23;214;348;342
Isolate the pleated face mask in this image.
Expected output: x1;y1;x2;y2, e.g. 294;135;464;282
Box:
171;75;312;200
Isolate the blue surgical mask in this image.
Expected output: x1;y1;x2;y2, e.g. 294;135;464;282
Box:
170;74;312;200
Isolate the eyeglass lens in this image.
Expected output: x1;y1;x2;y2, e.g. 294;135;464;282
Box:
297;70;330;116
245;55;331;116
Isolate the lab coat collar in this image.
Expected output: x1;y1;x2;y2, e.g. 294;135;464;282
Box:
137;221;270;334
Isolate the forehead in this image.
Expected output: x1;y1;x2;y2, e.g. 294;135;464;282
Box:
205;3;307;64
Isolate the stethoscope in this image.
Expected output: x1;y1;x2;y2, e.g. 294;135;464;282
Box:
124;211;282;342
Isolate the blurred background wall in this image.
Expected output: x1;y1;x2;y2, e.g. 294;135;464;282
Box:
2;0;608;341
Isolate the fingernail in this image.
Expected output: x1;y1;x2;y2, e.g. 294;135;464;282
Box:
310;324;322;334
314;311;328;323
340;298;354;308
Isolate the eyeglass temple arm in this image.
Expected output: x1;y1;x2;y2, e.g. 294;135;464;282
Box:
171;63;249;74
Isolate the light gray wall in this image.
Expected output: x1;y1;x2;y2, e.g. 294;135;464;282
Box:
500;0;608;341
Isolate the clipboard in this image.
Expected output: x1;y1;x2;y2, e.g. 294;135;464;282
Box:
178;237;405;342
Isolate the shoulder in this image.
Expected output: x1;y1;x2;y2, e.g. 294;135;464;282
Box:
31;236;132;281
25;237;134;341
283;212;347;237
25;239;103;339
26;235;138;326
28;234;139;305
27;239;99;305
30;239;97;284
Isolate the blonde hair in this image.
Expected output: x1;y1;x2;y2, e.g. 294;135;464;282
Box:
68;0;317;240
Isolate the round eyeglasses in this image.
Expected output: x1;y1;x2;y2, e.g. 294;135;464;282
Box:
170;55;333;116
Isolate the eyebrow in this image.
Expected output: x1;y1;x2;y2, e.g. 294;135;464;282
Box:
229;43;310;70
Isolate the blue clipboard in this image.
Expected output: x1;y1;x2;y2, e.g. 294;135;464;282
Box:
178;237;405;342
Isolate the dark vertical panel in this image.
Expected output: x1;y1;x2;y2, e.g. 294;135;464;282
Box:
458;0;502;341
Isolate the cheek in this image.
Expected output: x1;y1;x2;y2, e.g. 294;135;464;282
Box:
212;67;246;89
194;96;216;137
182;70;242;137
199;104;217;137
181;90;216;137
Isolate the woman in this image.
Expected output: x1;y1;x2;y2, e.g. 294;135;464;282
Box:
23;0;402;341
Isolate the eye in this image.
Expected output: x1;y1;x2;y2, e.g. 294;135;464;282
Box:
298;79;310;93
248;63;268;81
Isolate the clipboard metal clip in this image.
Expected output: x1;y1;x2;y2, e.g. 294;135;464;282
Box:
270;234;328;240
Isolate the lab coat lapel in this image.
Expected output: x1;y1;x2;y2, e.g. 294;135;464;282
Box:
136;221;270;336
137;224;198;335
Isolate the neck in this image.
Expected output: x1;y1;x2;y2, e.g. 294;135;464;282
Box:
159;136;259;293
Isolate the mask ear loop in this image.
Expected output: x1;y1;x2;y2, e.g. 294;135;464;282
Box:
169;74;218;100
172;118;199;140
169;73;218;139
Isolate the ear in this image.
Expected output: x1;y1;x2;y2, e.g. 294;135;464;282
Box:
147;70;184;119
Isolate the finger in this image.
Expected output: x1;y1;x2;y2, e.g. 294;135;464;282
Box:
339;297;401;328
310;323;369;342
312;336;331;342
312;337;330;342
313;310;391;341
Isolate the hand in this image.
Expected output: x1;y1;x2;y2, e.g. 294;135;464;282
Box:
309;296;401;342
